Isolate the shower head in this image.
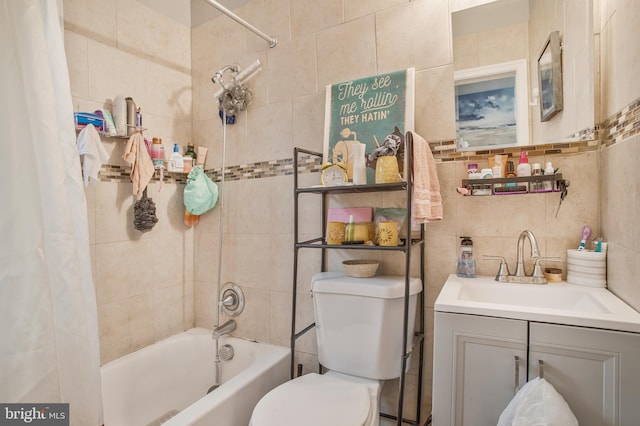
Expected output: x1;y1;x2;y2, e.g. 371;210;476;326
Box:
212;60;262;99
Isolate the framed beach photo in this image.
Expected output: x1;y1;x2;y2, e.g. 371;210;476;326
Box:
454;60;529;151
323;69;415;184
538;30;563;122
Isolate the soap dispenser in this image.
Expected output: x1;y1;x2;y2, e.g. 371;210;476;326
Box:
456;236;476;278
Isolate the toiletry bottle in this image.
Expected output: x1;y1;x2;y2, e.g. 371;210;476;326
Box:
516;150;531;177
345;215;355;242
151;138;164;168
505;161;516;187
467;163;478;175
184;144;197;166
351;142;367;185
456;236;476;278
168;143;184;172
544;161;555;191
531;163;542;191
125;97;137;136
492;155;503;188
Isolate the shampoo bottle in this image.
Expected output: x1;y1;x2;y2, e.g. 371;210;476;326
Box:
492;155;503;187
456;236;476;278
516;150;531;177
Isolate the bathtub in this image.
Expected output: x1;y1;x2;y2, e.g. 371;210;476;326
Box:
101;327;290;426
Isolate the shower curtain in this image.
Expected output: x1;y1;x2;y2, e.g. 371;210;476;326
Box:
0;1;103;425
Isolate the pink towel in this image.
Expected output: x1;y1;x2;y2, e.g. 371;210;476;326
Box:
122;132;155;200
410;131;443;223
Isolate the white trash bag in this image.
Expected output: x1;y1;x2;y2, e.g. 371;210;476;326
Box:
497;377;578;426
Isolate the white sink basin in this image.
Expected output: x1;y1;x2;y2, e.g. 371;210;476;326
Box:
435;274;640;332
458;280;611;313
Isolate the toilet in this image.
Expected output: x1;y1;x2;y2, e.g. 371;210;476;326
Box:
250;272;422;426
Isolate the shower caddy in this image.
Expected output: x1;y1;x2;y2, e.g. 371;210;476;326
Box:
291;132;430;426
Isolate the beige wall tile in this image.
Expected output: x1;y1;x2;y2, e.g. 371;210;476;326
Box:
63;0;117;45
376;0;452;73
316;16;377;89
345;0;389;20
267;35;318;104
243;101;293;164
153;285;185;341
242;0;292;53
292;93;326;153
415;66;457;143
64;30;89;99
290;0;344;38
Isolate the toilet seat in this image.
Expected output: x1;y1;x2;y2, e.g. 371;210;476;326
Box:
250;373;371;426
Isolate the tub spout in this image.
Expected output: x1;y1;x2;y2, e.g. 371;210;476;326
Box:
212;319;237;340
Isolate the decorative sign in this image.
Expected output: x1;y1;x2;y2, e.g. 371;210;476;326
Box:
323;69;415;184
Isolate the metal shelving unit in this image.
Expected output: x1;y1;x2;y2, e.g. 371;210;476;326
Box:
291;132;428;426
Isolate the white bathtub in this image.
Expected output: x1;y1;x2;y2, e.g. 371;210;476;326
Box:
101;328;290;426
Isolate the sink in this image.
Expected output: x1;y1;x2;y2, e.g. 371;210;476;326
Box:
435;274;640;332
458;280;611;313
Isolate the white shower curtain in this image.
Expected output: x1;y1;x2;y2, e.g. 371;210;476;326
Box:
0;1;103;425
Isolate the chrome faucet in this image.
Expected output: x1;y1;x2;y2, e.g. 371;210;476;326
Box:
485;230;560;284
514;230;540;277
212;319;237;340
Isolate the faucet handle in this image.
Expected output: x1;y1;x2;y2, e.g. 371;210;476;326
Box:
532;257;563;278
483;255;511;282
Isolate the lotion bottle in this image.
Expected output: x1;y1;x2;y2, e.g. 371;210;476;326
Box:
168;143;184;172
544;161;555;191
492;155;503;187
516;150;531;177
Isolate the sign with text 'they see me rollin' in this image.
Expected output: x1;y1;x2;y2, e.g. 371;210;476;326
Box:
323;68;415;185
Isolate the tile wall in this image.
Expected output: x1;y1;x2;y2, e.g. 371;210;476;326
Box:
63;0;193;364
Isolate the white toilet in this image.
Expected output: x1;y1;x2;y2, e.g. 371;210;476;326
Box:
250;272;422;426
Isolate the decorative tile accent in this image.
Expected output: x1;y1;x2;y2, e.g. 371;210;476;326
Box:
95;96;639;183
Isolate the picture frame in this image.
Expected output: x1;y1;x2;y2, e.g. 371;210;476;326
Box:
323;69;415;185
454;60;529;151
538;30;563;122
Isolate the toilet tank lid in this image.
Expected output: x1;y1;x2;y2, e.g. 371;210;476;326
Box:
311;272;422;299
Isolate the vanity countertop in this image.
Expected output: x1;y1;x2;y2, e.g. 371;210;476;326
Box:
435;274;640;333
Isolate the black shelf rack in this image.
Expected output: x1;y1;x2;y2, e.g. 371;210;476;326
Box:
291;132;428;426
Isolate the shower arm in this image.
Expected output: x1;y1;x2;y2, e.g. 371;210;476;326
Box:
201;0;277;48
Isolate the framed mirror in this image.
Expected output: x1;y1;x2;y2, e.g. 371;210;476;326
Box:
451;0;595;149
538;30;563;122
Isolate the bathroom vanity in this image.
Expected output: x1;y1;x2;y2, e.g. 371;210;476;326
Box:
432;275;640;426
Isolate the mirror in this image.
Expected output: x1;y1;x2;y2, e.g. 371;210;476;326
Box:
451;0;595;149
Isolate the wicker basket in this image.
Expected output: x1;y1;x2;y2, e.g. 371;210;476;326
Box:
343;260;379;278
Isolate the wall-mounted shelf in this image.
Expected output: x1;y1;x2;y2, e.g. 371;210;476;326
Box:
461;173;564;196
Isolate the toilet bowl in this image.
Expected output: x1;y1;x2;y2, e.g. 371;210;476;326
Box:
250;371;381;426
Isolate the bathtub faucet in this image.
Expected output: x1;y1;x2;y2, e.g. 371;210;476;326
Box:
212;319;237;340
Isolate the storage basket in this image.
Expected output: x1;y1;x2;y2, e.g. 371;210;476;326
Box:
342;260;379;278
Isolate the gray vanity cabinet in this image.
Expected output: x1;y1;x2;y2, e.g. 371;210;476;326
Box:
433;312;640;426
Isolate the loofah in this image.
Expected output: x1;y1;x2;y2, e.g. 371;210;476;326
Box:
133;189;158;233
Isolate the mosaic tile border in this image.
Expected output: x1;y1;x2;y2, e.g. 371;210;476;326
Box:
97;96;639;184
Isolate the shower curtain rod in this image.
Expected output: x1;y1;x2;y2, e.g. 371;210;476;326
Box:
202;0;277;48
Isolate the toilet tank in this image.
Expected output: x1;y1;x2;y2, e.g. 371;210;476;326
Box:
310;272;422;380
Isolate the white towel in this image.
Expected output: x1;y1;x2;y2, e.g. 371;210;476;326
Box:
122;132;155;200
76;124;109;187
409;131;443;223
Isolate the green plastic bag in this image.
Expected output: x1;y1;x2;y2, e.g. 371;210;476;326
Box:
184;166;218;215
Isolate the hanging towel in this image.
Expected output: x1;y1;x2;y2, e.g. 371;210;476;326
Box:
498;377;578;426
409;131;443;223
76;124;109;187
122;132;155;200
